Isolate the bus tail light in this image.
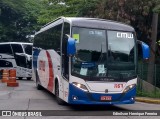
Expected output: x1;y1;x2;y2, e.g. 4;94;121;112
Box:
123;84;136;93
72;82;88;92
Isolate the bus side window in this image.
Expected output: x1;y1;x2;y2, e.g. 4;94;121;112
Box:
44;24;62;54
36;24;62;55
62;22;70;80
0;44;13;55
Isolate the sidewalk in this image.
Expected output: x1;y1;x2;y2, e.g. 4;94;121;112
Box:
135;97;160;104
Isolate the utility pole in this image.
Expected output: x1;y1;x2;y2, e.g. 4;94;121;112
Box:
147;13;158;84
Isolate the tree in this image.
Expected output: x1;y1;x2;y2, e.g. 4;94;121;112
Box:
147;13;158;84
0;0;43;42
147;1;160;84
37;0;86;24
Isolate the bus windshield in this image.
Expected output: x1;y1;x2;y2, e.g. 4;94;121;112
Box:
71;27;136;80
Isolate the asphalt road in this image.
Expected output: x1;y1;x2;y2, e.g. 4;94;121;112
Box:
0;80;160;119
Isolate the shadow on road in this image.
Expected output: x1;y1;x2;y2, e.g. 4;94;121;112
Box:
68;104;127;111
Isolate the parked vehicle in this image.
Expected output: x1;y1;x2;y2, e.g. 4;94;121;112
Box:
0;42;32;80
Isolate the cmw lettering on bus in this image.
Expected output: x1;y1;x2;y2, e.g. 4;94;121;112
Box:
117;32;133;39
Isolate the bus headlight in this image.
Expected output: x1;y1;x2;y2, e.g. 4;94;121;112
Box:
72;82;88;92
123;84;136;93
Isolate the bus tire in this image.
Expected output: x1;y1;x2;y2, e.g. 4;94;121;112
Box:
36;79;43;90
55;82;65;105
27;77;32;80
18;77;23;80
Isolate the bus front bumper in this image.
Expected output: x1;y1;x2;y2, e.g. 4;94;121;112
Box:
68;84;136;105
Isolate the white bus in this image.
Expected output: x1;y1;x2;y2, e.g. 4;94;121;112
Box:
0;42;32;80
33;17;149;105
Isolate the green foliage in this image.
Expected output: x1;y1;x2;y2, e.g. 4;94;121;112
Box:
37;0;85;24
137;87;160;98
0;0;160;44
0;0;43;42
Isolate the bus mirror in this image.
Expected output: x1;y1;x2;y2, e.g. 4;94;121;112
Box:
67;38;76;56
141;42;150;59
137;40;150;59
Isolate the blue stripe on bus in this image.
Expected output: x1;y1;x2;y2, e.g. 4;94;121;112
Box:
33;49;41;83
33;49;41;68
68;83;136;105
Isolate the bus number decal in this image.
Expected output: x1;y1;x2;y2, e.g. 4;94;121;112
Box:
46;51;54;92
114;84;123;88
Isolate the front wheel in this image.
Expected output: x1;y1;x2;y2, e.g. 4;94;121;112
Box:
36;79;43;90
18;77;23;80
27;77;32;80
55;82;65;105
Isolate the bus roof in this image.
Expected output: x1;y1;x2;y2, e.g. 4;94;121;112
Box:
66;17;134;31
0;42;32;45
38;17;134;34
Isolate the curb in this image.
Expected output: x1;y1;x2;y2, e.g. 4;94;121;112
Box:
135;97;160;104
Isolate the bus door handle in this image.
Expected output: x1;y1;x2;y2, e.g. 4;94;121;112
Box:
57;65;60;70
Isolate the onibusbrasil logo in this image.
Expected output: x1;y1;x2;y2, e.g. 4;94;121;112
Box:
1;111;42;117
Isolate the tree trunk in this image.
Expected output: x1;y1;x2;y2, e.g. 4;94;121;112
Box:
147;13;158;84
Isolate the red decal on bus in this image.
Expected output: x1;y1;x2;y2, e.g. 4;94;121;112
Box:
46;51;54;92
114;84;123;88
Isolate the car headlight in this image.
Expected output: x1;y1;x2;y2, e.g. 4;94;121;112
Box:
72;82;88;92
123;84;136;93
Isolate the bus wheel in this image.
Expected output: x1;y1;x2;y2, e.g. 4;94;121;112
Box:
55;82;65;105
18;77;23;80
27;77;32;80
36;79;43;90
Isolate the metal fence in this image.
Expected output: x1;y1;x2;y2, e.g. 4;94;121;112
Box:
137;62;160;98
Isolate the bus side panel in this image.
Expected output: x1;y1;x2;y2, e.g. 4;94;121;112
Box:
47;50;69;102
36;49;61;95
46;50;60;94
37;50;49;88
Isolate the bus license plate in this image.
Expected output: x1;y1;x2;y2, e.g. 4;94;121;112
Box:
101;96;112;101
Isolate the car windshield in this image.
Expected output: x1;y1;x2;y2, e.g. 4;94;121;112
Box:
71;27;136;80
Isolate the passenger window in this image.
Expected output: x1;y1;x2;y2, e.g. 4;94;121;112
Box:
0;44;13;55
0;60;13;67
34;24;62;55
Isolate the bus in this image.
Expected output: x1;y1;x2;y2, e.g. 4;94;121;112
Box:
33;17;149;105
0;42;32;80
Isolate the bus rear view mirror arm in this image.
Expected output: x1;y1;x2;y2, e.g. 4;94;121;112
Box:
137;40;150;59
67;38;76;56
